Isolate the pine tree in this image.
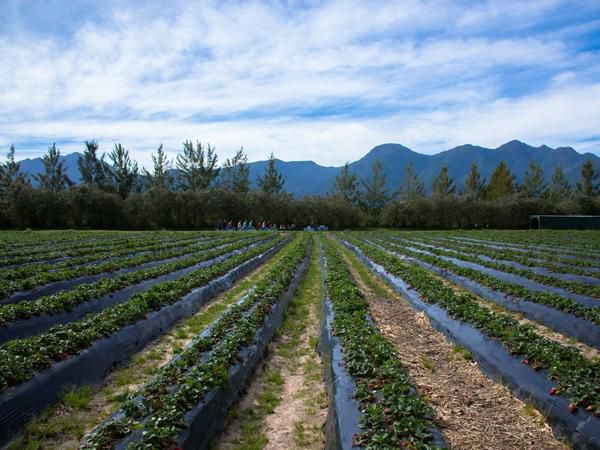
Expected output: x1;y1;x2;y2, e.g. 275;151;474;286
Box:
398;162;425;200
35;143;72;192
109;143;139;198
463;162;486;197
546;166;571;202
521;160;546;198
333;162;358;203
431;164;456;197
361;160;388;211
143;144;173;190
78;140;110;189
0;145;28;194
176;140;219;191
220;147;250;193
576;159;598;196
257;152;285;195
484;161;515;200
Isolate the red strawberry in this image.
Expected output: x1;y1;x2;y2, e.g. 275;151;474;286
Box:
549;387;558;396
569;403;577;414
384;407;391;414
521;358;529;365
586;405;594;412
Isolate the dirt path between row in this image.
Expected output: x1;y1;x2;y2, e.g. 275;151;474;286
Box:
217;242;326;450
338;243;565;450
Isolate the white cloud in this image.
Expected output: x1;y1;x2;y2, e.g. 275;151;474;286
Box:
0;0;599;166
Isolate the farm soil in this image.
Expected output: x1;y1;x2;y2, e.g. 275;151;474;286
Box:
339;245;566;450
216;242;326;450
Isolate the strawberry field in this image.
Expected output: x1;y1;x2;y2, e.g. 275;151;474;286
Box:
0;229;599;449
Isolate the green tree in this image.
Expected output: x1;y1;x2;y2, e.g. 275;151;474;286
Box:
220;147;250;193
0;145;28;194
109;143;139;198
176;140;220;191
332;162;358;203
35;143;72;192
78;140;110;189
545;166;571;202
257;152;285;195
361;160;388;211
143;144;173;190
576;159;598;196
431;164;456;197
462;162;486;197
485;161;515;200
398;162;424;200
521;160;546;198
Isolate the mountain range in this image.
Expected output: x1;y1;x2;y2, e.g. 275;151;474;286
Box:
15;140;600;197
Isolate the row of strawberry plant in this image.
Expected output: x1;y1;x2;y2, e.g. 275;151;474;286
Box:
380;235;600;298
0;231;161;264
433;236;600;273
463;229;600;250
0;235;285;392
343;236;600;417
0;233;211;279
399;233;600;274
0;234;263;327
81;234;310;449
322;237;440;449
369;236;600;326
0;233;258;299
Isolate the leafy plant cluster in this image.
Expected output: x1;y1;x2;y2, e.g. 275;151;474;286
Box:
424;235;600;272
344;236;600;415
369;236;600;326
0;236;285;391
0;234;264;325
322;239;439;449
0;233;259;299
380;235;600;298
0;233;209;282
81;234;310;449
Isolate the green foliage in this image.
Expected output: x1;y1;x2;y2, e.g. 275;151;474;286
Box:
361;160;388;214
576;159;598;196
176;140;220;191
0;145;28;195
398;161;425;200
109;143;139;198
257;152;285;195
521;160;546;198
462;161;486;198
431;164;455;197
220;147;250;193
546;166;572;202
484;160;515;200
143;144;173;190
78;140;111;190
332;161;359;204
34;143;73;192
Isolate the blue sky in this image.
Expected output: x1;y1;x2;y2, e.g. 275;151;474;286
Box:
1;0;599;168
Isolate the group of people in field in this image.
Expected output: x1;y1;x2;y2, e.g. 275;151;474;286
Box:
215;219;297;231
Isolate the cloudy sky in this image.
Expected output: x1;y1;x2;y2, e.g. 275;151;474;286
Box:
1;0;599;168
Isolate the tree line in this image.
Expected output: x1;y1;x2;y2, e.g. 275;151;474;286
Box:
0;141;598;229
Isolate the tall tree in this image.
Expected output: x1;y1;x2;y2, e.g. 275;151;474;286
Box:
361;160;388;211
576;159;598;196
463;162;486;198
176;140;219;191
220;147;250;193
431;164;456;197
521;160;546;198
35;143;72;192
78;140;110;189
333;162;358;203
545;166;571;202
257;152;285;195
398;162;425;200
484;161;515;200
0;145;28;194
143;144;173;190
109;143;139;198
